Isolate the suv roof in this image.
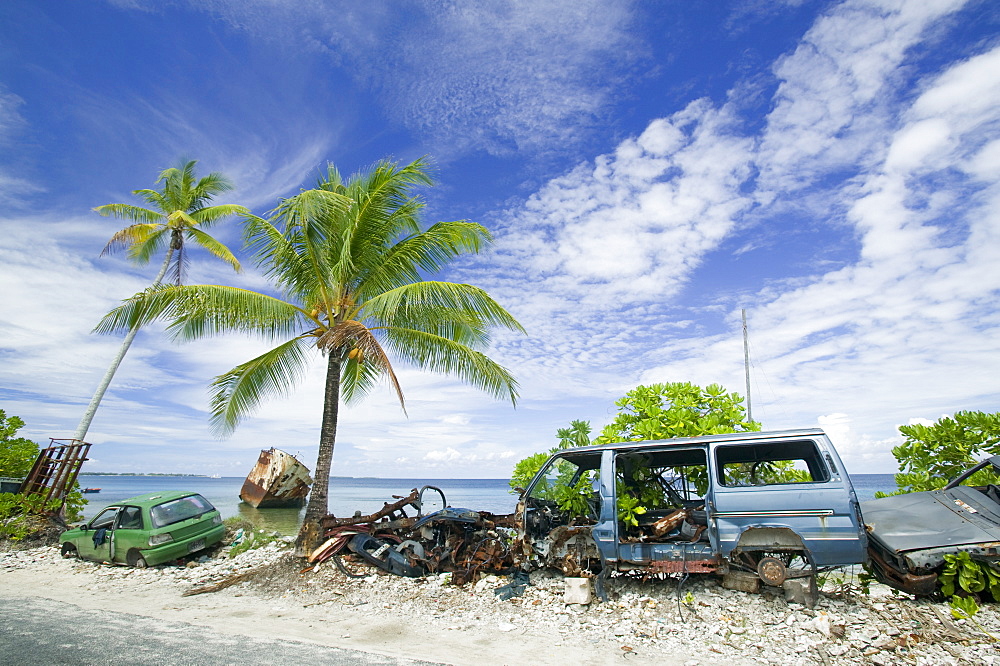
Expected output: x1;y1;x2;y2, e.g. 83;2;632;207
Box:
559;428;829;455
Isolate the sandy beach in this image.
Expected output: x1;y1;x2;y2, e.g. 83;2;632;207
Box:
2;541;998;665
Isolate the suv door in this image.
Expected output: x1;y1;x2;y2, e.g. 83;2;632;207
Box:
709;437;866;573
612;445;717;572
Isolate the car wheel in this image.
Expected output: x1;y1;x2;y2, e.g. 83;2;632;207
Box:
126;549;148;568
60;543;78;559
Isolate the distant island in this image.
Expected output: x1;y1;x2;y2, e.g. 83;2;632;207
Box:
79;472;211;477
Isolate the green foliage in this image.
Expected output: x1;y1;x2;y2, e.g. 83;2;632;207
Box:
615;457;669;523
229;528;284;558
940;551;1000;600
950;594;980;620
555;420;593;450
0;492;65;540
0;410;86;522
63;487;86;523
510;452;552;493
594;382;759;445
509;421;593;494
616;485;648;527
525;456;596;518
887;411;1000;495
0;409;40;478
552;474;594;517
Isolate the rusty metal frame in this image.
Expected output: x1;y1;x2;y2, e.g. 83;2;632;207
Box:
19;439;91;508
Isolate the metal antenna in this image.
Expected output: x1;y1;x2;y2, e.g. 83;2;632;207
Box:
742;308;753;423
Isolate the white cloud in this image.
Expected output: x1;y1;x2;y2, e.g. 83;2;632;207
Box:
756;0;970;195
492;98;754;306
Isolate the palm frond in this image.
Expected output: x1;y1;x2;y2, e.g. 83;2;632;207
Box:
93;203;161;225
209;337;314;436
331;325;405;409
366;281;525;336
186;227;241;272
130;189;168;211
356;221;492;298
340;349;405;410
192;171;235;201
191;203;250;228
385;328;519;405
128;227;170;265
100;223;161;257
94;284;304;342
263;188;352;301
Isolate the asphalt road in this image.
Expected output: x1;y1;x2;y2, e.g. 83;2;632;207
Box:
0;597;442;666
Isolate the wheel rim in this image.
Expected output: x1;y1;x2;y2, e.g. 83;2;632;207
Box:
757;556;787;586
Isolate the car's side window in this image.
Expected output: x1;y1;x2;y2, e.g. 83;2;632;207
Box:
89;507;118;530
715;440;830;487
116;506;143;530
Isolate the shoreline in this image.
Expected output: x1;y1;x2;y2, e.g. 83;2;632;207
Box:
2;542;997;665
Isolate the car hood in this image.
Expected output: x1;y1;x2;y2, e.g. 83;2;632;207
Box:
861;487;1000;555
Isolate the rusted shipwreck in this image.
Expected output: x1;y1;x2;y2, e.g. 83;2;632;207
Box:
239;448;312;508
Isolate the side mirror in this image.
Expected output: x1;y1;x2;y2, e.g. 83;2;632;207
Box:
81;525;89;532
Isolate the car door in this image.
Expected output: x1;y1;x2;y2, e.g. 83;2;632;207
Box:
612;445;716;570
709;437;866;568
76;506;120;562
110;505;145;564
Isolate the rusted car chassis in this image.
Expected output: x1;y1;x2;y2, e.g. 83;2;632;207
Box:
311;486;518;585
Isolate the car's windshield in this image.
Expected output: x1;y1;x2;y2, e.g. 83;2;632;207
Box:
149;494;215;528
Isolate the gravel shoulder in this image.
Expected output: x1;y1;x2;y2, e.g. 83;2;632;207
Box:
2;540;999;665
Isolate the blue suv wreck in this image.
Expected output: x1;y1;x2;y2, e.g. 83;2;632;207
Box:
516;429;868;597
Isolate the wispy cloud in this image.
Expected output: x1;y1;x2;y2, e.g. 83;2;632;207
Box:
118;0;642;160
0;86;44;207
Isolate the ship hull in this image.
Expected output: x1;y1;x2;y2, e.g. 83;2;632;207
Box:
239;448;312;509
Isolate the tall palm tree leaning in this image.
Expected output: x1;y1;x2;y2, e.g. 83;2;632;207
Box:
96;157;525;553
74;160;247;442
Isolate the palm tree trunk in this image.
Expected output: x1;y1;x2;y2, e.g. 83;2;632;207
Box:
297;352;342;555
73;250;174;442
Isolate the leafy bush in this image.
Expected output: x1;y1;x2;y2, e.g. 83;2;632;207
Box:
0;408;86;523
879;411;1000;497
940;551;1000;600
0;409;40;478
594;382;759;444
0;492;67;540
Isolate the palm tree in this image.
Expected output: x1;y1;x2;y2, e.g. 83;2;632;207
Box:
96;157;524;552
74;160;247;442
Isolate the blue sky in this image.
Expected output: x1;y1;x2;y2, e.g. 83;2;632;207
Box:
1;0;999;477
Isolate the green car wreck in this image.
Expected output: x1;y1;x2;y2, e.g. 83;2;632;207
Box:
59;491;225;567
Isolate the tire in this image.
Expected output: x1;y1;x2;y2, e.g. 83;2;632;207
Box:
126;549;148;568
60;543;78;559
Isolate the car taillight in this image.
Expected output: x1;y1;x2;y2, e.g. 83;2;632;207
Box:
212;514;222;525
149;533;174;546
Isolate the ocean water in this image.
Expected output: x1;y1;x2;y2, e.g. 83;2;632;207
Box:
76;473;897;535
